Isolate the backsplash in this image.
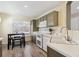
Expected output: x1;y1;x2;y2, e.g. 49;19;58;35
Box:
68;30;79;44
39;26;59;32
39;26;66;34
39;26;79;44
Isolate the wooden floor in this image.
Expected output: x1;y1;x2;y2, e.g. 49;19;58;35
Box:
2;42;47;57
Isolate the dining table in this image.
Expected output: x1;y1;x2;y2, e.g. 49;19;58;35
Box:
8;33;25;50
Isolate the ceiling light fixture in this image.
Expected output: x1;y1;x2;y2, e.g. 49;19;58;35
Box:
24;5;28;8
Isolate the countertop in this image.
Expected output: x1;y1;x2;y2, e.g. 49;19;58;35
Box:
47;43;79;57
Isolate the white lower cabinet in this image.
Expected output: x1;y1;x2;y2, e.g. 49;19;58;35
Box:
43;35;50;52
43;43;47;52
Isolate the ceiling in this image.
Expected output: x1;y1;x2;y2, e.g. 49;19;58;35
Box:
71;1;79;18
0;1;62;19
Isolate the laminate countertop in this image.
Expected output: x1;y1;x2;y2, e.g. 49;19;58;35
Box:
47;43;79;57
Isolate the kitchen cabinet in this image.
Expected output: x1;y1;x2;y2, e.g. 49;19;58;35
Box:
43;16;47;27
31;34;36;44
32;20;39;32
38;16;47;28
43;15;47;21
47;11;58;27
47;46;65;57
40;17;44;22
36;19;39;27
43;35;51;52
39;20;47;28
37;11;58;27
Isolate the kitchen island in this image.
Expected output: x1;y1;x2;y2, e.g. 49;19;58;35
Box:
47;43;79;57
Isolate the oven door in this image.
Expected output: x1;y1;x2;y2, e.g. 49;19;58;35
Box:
36;34;43;48
36;40;42;48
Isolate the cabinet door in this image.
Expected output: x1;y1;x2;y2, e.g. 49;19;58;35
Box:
36;20;39;27
32;35;36;44
43;16;47;27
33;20;39;31
43;43;47;52
47;12;54;27
39;16;47;27
33;20;36;31
43;36;50;52
40;17;44;22
47;47;65;57
47;11;58;27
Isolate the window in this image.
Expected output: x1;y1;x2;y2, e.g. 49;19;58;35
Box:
12;20;30;35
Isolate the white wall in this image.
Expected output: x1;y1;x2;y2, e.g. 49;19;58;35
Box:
0;18;2;37
71;17;79;30
1;17;13;44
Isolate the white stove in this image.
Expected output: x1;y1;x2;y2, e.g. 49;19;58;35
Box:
36;33;43;48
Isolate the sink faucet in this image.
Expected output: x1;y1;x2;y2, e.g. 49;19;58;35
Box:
60;26;71;42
